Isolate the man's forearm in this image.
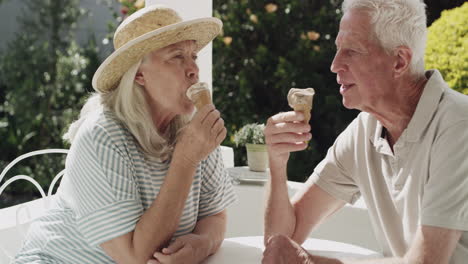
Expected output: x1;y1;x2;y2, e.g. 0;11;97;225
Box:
193;211;227;258
310;254;407;264
264;162;296;243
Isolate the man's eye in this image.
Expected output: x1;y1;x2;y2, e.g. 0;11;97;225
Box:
345;49;357;55
192;55;198;60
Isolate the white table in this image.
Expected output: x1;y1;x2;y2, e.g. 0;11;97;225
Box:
203;236;381;263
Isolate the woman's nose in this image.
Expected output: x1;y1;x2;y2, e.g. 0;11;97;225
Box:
186;59;199;81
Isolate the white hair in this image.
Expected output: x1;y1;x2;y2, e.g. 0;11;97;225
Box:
342;0;427;77
64;59;189;161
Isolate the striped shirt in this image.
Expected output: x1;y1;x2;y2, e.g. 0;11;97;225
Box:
15;110;237;263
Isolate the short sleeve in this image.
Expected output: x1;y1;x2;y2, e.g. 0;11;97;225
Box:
310;117;361;204
197;147;237;219
421;121;468;231
62;121;143;247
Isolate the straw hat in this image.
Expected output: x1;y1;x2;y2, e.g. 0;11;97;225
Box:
92;5;222;93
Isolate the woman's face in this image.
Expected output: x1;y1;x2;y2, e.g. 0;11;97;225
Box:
135;40;199;117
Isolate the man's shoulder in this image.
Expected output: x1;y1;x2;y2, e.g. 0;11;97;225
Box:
433;88;468;133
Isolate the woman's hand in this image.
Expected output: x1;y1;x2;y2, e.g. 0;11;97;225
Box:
175;104;227;167
264;111;311;169
148;234;210;264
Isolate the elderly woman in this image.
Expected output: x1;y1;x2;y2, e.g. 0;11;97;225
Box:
15;4;236;264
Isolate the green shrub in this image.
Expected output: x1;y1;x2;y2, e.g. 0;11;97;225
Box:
425;3;468;94
0;0;100;208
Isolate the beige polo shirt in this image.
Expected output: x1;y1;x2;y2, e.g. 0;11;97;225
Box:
310;70;468;263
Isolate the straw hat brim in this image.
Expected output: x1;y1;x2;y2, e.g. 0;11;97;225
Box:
92;17;222;93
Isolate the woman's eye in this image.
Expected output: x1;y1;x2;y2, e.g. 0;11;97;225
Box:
192;55;198;61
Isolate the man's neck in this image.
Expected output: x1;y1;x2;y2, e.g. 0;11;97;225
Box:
374;75;428;147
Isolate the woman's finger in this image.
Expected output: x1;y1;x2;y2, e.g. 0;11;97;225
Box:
192;104;215;124
163;239;184;254
211;117;225;135
216;127;227;145
202;109;221;128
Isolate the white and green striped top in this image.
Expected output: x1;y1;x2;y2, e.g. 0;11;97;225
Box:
15;110;237;263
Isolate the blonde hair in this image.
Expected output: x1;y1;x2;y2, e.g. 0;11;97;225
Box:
342;0;427;77
64;59;189;161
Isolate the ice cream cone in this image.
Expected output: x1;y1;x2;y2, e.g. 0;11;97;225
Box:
186;82;212;110
292;104;312;124
287;88;315;124
192;89;212;110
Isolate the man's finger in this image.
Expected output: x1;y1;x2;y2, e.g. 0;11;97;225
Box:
266;132;311;145
268;142;308;155
265;122;310;138
269;111;304;124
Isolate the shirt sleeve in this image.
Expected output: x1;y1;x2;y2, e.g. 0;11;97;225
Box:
310;116;362;204
197;147;238;219
421;120;468;231
63;122;143;247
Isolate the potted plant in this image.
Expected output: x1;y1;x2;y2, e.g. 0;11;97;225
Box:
233;123;268;172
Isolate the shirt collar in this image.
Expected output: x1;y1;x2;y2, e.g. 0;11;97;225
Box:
371;69;447;146
404;69;446;142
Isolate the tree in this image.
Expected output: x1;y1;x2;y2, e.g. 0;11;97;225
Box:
212;0;359;182
0;0;100;207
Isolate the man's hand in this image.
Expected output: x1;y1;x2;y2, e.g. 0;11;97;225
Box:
148;234;209;264
263;234;314;264
265;111;311;169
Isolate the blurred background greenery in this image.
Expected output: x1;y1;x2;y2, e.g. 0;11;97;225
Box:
0;0;466;208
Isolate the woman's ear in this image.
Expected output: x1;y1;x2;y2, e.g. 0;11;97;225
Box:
135;70;145;86
393;46;412;78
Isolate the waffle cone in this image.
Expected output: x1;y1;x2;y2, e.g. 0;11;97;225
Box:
192;90;212;110
293;104;312;124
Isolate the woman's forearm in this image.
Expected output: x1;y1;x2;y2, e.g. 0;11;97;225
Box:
192;211;227;258
101;149;198;263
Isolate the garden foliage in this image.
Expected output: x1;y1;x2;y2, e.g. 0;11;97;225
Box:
212;0;359;181
425;2;467;95
0;0;99;207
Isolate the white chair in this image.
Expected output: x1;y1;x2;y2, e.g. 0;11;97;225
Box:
0;149;68;263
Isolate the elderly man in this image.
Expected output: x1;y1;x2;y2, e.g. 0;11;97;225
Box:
263;0;468;263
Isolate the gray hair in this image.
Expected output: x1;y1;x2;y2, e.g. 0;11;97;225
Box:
64;59;189;161
342;0;427;76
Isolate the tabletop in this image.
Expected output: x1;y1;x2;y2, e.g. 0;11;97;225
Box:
203;236;382;263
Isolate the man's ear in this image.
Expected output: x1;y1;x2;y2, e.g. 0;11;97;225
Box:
393;46;412;78
135;70;145;86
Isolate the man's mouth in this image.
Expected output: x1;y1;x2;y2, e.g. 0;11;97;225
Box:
340;83;355;94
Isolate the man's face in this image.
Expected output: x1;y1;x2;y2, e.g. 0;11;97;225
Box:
331;9;396;113
137;40;199;116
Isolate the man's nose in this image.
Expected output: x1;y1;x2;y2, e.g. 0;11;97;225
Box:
330;51;346;73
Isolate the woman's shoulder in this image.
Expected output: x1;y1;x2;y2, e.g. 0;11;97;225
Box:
73;110;134;151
